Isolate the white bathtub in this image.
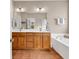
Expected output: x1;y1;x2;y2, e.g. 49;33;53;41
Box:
51;33;69;59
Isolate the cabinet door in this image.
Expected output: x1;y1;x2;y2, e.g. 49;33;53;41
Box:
34;33;42;48
26;42;33;48
42;33;50;48
12;37;18;49
18;37;26;49
26;33;34;48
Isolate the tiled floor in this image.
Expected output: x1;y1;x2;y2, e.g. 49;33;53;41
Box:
12;49;63;59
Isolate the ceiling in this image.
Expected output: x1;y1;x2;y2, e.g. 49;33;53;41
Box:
13;0;68;2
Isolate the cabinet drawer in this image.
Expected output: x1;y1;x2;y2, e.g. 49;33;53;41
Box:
27;38;33;42
26;42;33;48
12;32;17;37
26;34;33;42
17;32;26;37
26;32;33;35
12;32;26;37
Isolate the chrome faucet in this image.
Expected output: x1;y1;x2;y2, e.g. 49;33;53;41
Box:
20;27;22;32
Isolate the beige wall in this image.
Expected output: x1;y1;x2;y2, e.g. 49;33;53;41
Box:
13;1;69;33
46;2;69;33
13;0;68;1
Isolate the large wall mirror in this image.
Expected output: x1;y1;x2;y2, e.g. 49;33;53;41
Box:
12;1;48;31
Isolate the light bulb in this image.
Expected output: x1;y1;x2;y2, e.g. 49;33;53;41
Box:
36;8;40;12
21;8;25;12
15;8;20;12
41;8;45;12
15;8;25;12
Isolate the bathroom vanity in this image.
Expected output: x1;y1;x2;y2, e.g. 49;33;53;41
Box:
12;6;50;49
12;32;50;49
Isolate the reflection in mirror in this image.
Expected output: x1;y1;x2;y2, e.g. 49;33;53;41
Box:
12;12;48;31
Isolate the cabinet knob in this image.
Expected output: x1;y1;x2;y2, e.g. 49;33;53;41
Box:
10;38;14;42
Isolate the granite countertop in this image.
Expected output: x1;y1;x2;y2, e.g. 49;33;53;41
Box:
12;29;50;32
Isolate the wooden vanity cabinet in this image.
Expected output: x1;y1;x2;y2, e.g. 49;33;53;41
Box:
12;32;50;49
26;33;34;48
34;33;42;48
12;32;26;49
12;37;18;49
42;33;50;48
18;37;26;49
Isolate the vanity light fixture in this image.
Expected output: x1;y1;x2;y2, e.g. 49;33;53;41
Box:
36;8;45;12
41;8;45;12
36;8;40;12
15;8;25;12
